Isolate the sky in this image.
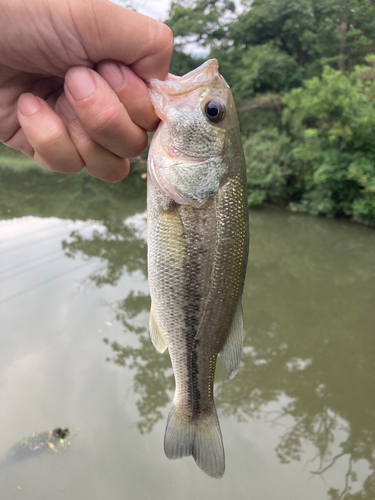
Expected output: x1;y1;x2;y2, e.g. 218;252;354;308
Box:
113;0;244;22
111;0;244;54
112;0;171;21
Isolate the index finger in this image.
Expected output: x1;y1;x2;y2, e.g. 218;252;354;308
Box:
97;61;159;131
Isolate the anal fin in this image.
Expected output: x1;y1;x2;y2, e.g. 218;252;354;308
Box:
149;307;167;353
219;301;244;380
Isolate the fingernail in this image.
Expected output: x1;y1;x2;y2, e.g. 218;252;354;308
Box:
59;95;77;120
66;67;96;100
19;94;42;116
101;62;124;92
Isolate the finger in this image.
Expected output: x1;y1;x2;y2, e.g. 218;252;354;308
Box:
0;71;63;151
79;1;174;80
64;66;148;159
56;94;129;183
17;93;84;173
97;61;159;131
3;127;34;157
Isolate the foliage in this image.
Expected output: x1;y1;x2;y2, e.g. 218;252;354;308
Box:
167;0;375;98
167;0;235;47
243;128;292;206
229;0;375;70
282;58;375;222
0;164;146;221
169;49;204;76
2;0;375;223
165;0;375;223
232;43;302;98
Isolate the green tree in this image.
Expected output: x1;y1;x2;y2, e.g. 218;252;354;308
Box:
169;49;204;76
166;0;375;98
232;43;301;98
166;0;235;47
230;0;375;71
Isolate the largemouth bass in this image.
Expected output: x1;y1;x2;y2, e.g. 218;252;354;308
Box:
147;59;249;478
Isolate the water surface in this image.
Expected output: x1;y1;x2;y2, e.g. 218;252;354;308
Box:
1;167;374;499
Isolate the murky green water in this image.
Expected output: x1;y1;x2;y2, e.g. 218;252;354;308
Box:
1;166;375;499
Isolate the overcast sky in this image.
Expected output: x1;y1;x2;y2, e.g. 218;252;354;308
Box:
112;0;243;22
111;0;243;55
112;0;171;21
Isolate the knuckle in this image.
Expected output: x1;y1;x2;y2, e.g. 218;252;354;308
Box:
63;162;84;174
158;23;174;51
34;152;59;173
36;154;83;174
145;116;159;132
102;164;129;183
128;134;148;158
104;172;125;184
85;105;122;137
35;124;65;154
0;108;18;143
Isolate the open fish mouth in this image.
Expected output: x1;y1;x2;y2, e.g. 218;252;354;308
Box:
147;59;222;95
147;59;229;121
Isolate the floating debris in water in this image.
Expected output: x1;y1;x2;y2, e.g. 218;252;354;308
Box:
0;427;72;471
19;428;70;454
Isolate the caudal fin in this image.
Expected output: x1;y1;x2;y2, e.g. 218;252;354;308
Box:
164;401;225;478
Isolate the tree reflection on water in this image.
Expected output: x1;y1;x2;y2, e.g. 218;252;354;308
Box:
103;291;174;434
59;177;375;499
62;219;147;287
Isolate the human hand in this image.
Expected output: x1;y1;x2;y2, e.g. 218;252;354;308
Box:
0;0;173;182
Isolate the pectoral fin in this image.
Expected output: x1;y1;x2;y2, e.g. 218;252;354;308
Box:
219;301;244;380
160;208;186;267
149;307;167;353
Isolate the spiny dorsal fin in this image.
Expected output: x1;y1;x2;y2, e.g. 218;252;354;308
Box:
149;307;167;353
219;301;244;380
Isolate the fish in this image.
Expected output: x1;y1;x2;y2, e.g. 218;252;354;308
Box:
146;59;249;478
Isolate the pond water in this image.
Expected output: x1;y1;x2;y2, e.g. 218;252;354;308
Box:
1;166;375;500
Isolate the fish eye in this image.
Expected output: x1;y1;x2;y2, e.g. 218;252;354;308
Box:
204;99;226;124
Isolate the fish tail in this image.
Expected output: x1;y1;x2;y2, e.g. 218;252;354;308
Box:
164;401;225;479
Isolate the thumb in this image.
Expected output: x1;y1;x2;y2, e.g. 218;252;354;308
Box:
75;0;174;80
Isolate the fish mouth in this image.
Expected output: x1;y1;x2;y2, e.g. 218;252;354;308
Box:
147;59;222;97
147;59;229;121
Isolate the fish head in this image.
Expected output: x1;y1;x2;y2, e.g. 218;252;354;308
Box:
147;59;239;207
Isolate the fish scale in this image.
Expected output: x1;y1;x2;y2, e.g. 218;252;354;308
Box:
147;59;249;478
